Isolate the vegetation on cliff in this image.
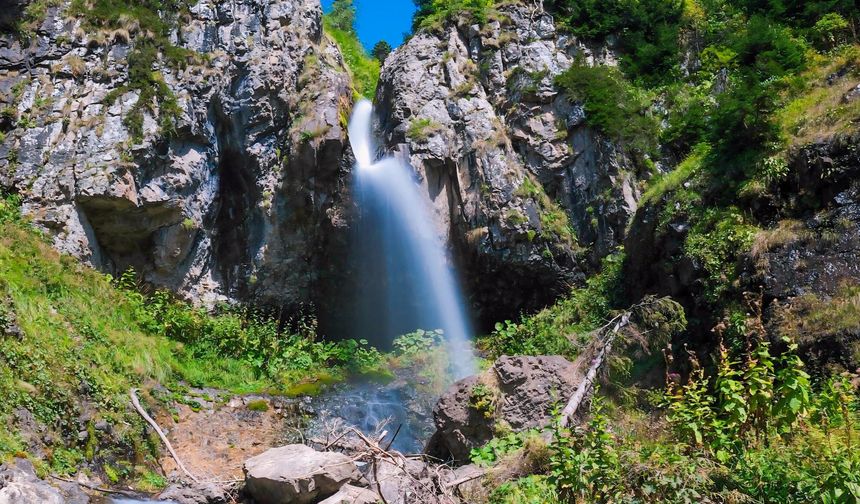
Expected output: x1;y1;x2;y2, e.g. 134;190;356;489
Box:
324;0;380;98
0;191;386;485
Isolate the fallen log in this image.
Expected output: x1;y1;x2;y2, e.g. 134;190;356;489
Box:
558;312;631;427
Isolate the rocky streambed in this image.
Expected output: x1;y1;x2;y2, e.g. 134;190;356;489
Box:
0;355;580;504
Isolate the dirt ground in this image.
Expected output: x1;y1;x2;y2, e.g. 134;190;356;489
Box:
156;392;302;482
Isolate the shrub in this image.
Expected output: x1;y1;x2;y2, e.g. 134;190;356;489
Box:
555;61;658;156
412;0;496;32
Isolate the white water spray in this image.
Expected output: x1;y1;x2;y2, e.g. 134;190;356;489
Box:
349;100;476;379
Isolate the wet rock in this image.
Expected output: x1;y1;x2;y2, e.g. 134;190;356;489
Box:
426;355;581;462
243;444;362;504
317;484;380;504
0;458;66;504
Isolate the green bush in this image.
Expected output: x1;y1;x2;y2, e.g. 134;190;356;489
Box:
555;61;658;156
412;0;496;32
482;253;624;359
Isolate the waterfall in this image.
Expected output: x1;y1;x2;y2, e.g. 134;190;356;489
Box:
348;99;476;379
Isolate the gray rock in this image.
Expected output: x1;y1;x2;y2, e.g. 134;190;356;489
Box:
376;2;640;323
317;484;380;504
243;444;362;504
158;480;228;504
0;0;353;315
0;458;66;504
426;355;581;462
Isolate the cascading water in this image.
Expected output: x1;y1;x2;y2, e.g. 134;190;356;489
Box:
348;99;476;379
305;100;476;453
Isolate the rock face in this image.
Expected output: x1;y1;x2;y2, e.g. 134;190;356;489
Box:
375;3;641;323
1;0;644;328
426;355;581;462
0;458;68;504
0;0;352;311
625;131;860;373
243;444;363;504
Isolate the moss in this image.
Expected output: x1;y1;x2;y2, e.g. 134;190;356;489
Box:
406;117;442;142
246;399;269;412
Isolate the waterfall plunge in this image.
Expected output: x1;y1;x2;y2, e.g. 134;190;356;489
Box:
348;100;476;379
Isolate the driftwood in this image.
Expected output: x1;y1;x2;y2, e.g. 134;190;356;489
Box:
558;312;632;427
130;388;200;483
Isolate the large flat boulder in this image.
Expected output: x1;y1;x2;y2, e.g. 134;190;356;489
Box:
243;444;362;504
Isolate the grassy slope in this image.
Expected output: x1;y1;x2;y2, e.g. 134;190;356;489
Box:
0;213;279;471
322;17;380;99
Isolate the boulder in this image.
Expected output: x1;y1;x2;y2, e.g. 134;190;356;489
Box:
158;480;229;504
243;444;362;504
0;458;66;504
426;355;581;462
317;484;380;504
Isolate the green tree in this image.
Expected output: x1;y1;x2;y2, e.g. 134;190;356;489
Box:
327;0;356;34
371;40;392;62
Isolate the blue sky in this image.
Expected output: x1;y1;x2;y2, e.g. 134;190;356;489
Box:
322;0;417;49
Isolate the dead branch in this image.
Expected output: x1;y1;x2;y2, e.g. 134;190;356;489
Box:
130;388;200;483
559;312;631;427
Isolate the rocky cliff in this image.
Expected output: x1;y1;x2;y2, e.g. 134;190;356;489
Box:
0;0;353;311
0;0;646;330
375;2;641;323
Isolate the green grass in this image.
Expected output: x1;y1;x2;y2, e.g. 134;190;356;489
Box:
322;17;380;99
0;195;387;476
640;143;709;206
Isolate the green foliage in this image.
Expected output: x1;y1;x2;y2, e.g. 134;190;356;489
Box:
470;383;496;419
406;117;442;142
482;253;624;359
393;328;444;356
0;191;22;224
114;270;386;383
323;17;380;98
640;144;708;206
550;393;623;502
49;447;83;476
412;0;496;32
326;0;356;34
489;475;559;504
555;61;658;156
470;432;530;467
683;208;757;304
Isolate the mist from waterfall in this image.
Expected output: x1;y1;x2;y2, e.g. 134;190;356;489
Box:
348;99;476;379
